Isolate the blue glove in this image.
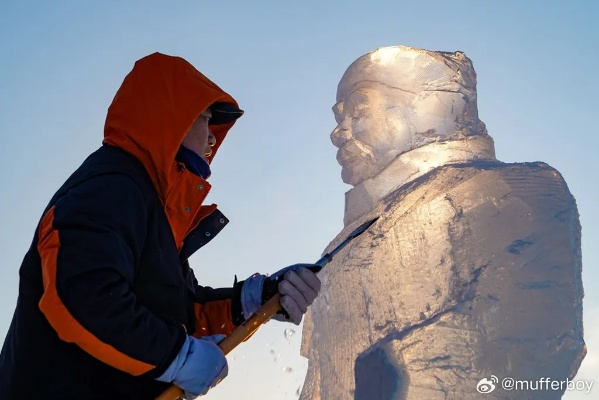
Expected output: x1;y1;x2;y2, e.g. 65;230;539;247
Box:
241;263;322;325
156;334;228;399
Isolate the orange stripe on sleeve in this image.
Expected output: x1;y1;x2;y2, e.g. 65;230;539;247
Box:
37;206;155;376
193;300;236;338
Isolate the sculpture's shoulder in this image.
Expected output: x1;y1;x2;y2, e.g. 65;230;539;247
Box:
452;160;577;206
451;160;572;190
324;160;577;256
382;160;575;211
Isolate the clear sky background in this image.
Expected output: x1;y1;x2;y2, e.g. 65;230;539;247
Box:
0;1;597;399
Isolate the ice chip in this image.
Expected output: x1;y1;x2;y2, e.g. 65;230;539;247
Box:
284;328;296;342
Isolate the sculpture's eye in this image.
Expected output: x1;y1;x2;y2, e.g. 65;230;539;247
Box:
353;104;369;119
345;92;369;117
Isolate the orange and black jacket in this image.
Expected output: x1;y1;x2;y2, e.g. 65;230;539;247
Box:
0;53;246;399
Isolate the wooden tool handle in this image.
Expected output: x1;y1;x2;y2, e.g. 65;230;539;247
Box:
155;293;283;400
155;385;183;400
218;293;282;354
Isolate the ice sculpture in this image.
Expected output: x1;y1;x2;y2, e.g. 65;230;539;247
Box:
300;46;585;399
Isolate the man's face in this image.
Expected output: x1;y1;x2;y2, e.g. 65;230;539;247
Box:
331;83;415;186
181;109;216;161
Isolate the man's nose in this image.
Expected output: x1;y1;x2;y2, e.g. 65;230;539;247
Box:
208;131;217;147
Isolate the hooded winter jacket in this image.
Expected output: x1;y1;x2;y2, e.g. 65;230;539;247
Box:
0;53;245;399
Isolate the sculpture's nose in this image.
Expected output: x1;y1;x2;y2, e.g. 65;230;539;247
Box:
331;124;351;147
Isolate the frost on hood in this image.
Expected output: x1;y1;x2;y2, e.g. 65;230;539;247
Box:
301;46;585;400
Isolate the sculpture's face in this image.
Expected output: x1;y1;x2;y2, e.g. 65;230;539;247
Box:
331;46;485;187
331;82;414;186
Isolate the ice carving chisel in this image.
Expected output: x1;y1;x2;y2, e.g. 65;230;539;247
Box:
156;216;379;400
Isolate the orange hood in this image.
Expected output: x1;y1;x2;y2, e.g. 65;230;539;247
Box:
103;53;240;247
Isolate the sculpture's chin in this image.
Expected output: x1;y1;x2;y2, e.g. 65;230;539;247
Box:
341;162;373;186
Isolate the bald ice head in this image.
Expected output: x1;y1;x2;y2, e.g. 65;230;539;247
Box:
331;46;489;186
337;46;478;102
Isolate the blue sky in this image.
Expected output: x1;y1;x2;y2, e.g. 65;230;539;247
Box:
1;1;597;398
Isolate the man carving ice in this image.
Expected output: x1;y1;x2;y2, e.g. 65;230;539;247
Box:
300;46;585;400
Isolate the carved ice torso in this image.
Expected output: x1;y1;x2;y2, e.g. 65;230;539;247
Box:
301;161;584;400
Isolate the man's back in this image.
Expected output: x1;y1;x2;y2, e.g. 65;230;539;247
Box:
0;145;183;399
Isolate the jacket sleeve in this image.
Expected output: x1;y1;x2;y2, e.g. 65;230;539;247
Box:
37;173;186;378
189;269;246;337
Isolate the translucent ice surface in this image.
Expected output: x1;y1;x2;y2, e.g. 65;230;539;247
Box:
301;46;585;400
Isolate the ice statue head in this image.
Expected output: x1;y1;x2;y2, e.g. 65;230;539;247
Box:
331;45;488;186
